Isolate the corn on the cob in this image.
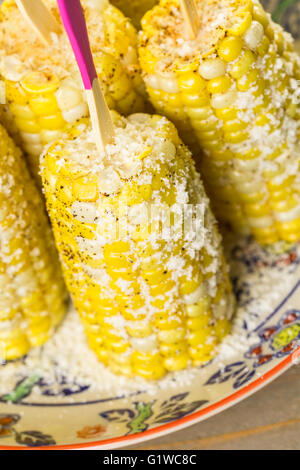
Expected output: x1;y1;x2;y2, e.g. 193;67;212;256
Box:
111;0;157;28
0;123;67;361
0;0;147;182
139;0;300;245
41;112;235;380
0;104;22;147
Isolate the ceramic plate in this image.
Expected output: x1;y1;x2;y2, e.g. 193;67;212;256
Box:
0;236;300;450
0;0;300;451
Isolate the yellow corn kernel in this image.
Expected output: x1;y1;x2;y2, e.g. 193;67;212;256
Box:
132;351;160;366
197;129;221;142
223;130;249;144
244;202;270;217
182;90;210;107
276;218;300;236
177;72;206;91
236;69;259;91
21;72;59;94
193;116;217;132
228;11;253;36
9;104;35;119
162;91;183;108
229;50;255;79
214;318;231;340
265;23;275;39
14;118;39;134
29;317;52;346
209;148;234;161
207;76;232;94
267;175;295;192
149;279;175;296
90;344;109;365
150;292;172;310
270;196;298;213
238;191;265;204
159;340;186;355
103;337;130;354
20;292;46;316
72;176;98;202
3;336;31;361
257;35;270;56
132;363;166;380
214;107;238;121
141;268;170;285
235;148;261;160
253;78;266;97
109;74;132;102
38;113;65;130
255;114;271;126
126;321;153;338
211;89;237;109
189;343;216;365
187;326;214;346
179;275;202;295
251;225;277;242
157;328;186;344
223;119;247;133
120;182;152;206
187;314;211;330
118;293;145;310
5;81;28;105
218;36;243;62
201;140;222;151
153;313;183;330
186;106;213;121
252;4;269;28
163;353;189;372
104;240;131;255
110;362;133;377
138;47;158;74
29;95;59;116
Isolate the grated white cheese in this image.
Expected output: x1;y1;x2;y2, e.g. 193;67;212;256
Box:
0;235;298;398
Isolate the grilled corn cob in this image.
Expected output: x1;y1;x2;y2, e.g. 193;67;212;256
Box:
0;124;67;361
41;112;235;380
111;0;157;28
0;0;147;182
139;0;300;245
0;104;22;147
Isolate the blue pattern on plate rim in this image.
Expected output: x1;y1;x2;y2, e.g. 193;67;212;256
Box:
99;394;209;434
0;413;56;447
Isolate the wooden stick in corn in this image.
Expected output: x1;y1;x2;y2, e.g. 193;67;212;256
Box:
0;124;67;361
41;112;235;380
139;0;300;245
179;0;200;39
16;0;61;44
0;0;147;183
85;78;115;155
57;0;114;156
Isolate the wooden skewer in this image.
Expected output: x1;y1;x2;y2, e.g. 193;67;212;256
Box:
15;0;61;44
57;0;114;155
179;0;200;40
